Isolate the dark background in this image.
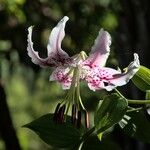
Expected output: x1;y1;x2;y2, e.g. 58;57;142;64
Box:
0;0;150;149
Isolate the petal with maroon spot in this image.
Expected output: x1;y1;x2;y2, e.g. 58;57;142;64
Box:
49;67;73;90
85;53;140;91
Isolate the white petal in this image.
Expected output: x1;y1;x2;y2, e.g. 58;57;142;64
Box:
108;53;140;87
27;17;73;68
83;29;111;67
47;16;69;58
27;26;48;67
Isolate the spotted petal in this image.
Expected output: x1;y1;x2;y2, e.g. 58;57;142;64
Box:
85;53;140;91
83;29;111;68
27;16;72;68
105;53;140;91
49;67;73;90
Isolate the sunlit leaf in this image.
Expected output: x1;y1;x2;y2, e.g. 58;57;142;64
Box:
119;115;131;129
94;93;128;134
146;90;150;100
23;114;82;148
132;66;150;92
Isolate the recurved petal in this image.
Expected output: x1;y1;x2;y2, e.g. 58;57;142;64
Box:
49;67;72;90
47;16;70;58
83;29;111;68
27;26;49;67
106;53;140;91
85;53;140;91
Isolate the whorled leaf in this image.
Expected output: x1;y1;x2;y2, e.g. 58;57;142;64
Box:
132;66;150;92
123;111;150;143
23;114;82;149
94;93;128;134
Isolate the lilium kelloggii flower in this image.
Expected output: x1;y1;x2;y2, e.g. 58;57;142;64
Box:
27;16;140;127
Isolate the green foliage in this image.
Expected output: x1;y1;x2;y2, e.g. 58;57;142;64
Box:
132;66;150;92
123;111;150;143
146;90;150;100
94;93;128;134
81;135;121;150
23;114;82;149
0;0;150;149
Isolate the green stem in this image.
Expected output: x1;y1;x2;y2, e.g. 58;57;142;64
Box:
76;66;85;110
127;107;143;112
114;88;126;99
71;127;95;150
81;126;95;142
114;89;150;105
128;99;150;104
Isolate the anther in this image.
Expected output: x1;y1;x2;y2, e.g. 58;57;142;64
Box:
84;110;90;129
53;103;61;121
57;105;66;123
71;104;77;125
77;111;81;129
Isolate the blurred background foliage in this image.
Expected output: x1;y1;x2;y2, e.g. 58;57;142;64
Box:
0;0;150;149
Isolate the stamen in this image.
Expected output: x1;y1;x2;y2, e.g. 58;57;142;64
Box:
84;110;90;129
53;103;61;121
77;111;81;128
71;104;77;125
57;105;66;123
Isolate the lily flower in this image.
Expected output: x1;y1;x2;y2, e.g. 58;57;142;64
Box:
27;16;140;92
27;16;73;68
27;16;140;127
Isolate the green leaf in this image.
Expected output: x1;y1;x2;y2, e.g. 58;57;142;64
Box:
94;93;128;134
123;111;150;143
146;90;150;100
81;135;121;150
23;114;82;148
132;66;150;91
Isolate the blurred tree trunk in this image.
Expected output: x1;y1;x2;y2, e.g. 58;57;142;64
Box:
0;81;21;150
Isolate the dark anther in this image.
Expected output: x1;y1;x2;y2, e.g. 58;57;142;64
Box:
57;105;66;123
53;103;61;121
77;111;81;129
103;82;108;86
84;110;90;129
71;104;77;125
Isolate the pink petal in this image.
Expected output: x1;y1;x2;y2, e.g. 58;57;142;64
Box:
27;16;72;68
85;53;140;91
49;67;72;90
47;16;69;57
106;53;140;91
27;26;49;67
82;29;111;68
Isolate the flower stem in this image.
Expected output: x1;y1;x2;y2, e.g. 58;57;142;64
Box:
128;99;150;104
70;127;95;150
81;126;95;141
114;89;150;105
114;88;126;99
127;107;144;112
76;67;85;110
